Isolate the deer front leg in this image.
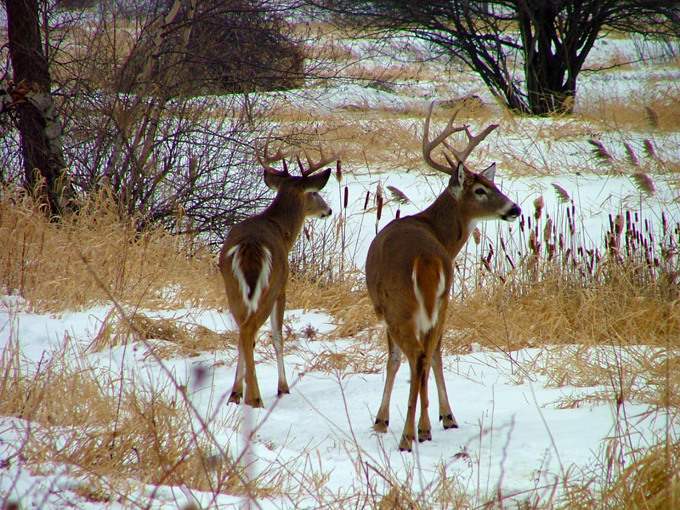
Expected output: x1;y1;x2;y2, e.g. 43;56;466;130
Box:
431;335;458;429
374;332;401;433
270;291;289;397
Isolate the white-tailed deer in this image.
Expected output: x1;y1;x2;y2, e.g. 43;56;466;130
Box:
219;141;337;408
366;103;521;451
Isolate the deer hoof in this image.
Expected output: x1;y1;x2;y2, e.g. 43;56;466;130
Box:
398;434;414;452
228;392;242;404
418;429;432;443
245;397;264;408
440;414;458;429
373;418;389;433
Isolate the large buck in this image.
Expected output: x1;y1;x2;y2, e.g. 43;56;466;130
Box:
219;141;337;408
366;103;522;451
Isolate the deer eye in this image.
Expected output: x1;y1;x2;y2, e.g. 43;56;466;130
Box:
474;187;487;196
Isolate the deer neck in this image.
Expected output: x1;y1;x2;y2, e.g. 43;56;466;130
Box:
263;190;306;251
417;188;473;260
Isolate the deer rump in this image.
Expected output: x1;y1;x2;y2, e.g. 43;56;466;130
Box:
366;219;452;340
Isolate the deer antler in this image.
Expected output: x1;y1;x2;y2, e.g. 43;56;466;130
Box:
296;145;339;177
422;102;499;175
255;137;293;176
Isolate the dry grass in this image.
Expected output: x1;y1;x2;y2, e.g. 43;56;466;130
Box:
577;88;680;132
0;186;224;312
0;337;251;499
88;308;238;358
561;437;680;510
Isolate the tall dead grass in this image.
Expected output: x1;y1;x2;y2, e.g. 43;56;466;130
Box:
0;185;223;312
0;331;291;503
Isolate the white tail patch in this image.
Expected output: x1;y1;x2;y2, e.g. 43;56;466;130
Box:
411;264;446;338
227;244;273;316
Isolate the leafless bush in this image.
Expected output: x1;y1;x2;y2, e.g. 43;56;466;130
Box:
117;0;304;97
1;0;311;241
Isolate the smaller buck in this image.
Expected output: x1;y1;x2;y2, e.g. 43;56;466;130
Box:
219;141;337;408
366;103;521;451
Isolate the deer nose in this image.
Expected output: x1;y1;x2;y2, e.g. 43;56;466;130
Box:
503;204;522;221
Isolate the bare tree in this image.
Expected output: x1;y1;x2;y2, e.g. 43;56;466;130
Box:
311;0;680;115
2;0;76;215
54;0;286;242
2;0;309;242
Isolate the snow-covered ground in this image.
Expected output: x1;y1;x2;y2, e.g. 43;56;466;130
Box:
1;298;675;509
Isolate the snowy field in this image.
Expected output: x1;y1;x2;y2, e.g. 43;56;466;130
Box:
1;298;675;509
1;18;679;510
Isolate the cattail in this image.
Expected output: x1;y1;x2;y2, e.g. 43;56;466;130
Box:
376;193;383;222
615;213;624;237
551;183;571;204
529;230;539;255
533;196;544;220
363;190;370;211
472;227;482;245
188;157;198;180
620;213;629;252
644;106;659;128
588;139;613;163
336;160;342;181
387;185;410;204
632;173;655;196
544;217;553;243
343;185;349;209
395;209;401;219
662;212;667;236
624;142;640;168
643;139;657;159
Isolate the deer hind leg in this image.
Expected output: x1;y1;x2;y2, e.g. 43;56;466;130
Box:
270;290;289;397
374;331;402;433
431;334;458;429
417;323;445;443
399;350;426;452
233;322;264;408
417;356;432;443
229;349;246;404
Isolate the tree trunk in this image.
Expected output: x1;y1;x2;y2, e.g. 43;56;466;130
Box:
5;0;75;216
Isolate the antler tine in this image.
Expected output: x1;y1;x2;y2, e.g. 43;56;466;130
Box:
255;137;292;175
444;123;499;165
422;102;499;173
298;144;339;177
423;103;467;175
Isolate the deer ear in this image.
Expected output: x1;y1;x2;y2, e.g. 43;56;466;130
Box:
457;162;466;186
448;162;465;199
302;168;332;192
263;170;286;191
481;162;496;182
